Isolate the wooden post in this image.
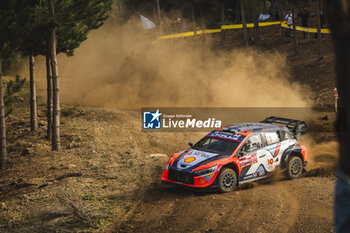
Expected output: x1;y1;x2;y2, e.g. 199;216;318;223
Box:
334;88;339;112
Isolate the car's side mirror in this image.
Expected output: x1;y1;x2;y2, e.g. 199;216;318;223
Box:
238;151;246;157
188;141;193;147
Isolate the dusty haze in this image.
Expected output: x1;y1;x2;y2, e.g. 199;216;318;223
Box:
29;18;312;109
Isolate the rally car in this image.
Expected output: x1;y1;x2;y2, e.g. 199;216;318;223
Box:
161;116;308;192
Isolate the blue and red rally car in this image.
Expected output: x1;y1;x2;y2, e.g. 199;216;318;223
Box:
161;117;308;192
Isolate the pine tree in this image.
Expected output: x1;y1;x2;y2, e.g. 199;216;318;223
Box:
0;0;34;169
42;0;114;150
4;75;26;116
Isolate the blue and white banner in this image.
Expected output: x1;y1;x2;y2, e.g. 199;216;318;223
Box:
259;13;271;21
140;15;156;30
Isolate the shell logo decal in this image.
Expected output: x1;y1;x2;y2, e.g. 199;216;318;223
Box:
268;159;274;165
199;178;206;184
184;157;196;163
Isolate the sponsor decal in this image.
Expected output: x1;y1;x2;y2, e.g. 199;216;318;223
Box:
239;153;258;167
207;132;243;142
266;158;274;171
184;157;196;163
177;149;217;169
255;164;266;177
199;178;206;184
266;143;281;158
243;174;255;180
192;151;212;159
243;164;266;180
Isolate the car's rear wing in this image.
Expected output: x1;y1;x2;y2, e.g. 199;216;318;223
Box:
260;116;307;137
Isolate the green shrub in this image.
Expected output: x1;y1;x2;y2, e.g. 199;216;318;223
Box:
4;75;26;116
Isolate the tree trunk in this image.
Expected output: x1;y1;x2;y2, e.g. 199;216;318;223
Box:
153;0;157;25
271;0;276;20
29;55;37;131
316;0;323;60
281;9;285;41
46;52;52;140
325;0;350;176
155;0;162;33
292;8;298;54
0;60;7;169
191;6;197;37
221;2;225;42
253;15;260;45
235;0;240;24
48;0;60;151
325;1;350;231
240;0;248;48
200;6;206;40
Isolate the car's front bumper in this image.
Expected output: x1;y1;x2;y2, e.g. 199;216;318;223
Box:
161;166;222;188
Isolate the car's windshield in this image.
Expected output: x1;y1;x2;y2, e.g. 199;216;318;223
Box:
192;136;240;155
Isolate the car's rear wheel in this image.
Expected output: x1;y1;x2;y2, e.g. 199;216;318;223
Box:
287;156;303;179
218;168;237;193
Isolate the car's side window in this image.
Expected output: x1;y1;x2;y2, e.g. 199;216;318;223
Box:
279;130;287;140
284;130;294;140
264;132;280;145
241;134;262;153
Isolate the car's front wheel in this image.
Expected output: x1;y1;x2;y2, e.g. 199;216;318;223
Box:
287;156;303;179
218;168;237;192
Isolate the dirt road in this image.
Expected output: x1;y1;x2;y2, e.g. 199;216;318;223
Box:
118;176;335;233
0;106;337;232
0;24;338;232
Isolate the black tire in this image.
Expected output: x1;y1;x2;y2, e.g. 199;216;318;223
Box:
218;168;237;193
287;156;303;179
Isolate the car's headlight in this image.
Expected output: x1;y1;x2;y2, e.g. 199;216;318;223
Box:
194;165;218;176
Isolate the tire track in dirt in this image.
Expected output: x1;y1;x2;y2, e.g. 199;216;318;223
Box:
273;182;300;233
118;176;333;233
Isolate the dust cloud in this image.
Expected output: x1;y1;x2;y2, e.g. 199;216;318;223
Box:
42;18;313;109
19;16;338;175
299;135;339;169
